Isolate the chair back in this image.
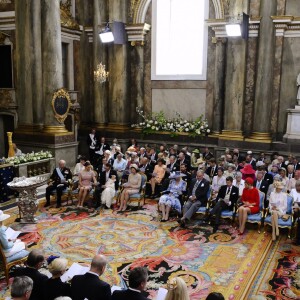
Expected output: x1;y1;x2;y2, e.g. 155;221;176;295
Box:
140;173;147;191
0;245;8;266
207;185;212;201
286;195;293;215
258;191;265;211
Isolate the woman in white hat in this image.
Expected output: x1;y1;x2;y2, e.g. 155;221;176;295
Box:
117;164;141;211
0;210;28;262
158;171;187;221
269;181;287;241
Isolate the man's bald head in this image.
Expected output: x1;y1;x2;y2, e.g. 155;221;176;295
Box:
90;255;107;276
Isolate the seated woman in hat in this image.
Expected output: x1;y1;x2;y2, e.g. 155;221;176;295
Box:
117;164;142;212
240;164;256;181
237;177;260;235
158;171;187;222
268;181;287;241
191;149;201;169
0;210;28;262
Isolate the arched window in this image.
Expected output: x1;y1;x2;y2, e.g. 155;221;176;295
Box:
151;0;209;80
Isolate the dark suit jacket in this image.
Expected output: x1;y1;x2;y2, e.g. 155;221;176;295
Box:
12;267;48;300
215;185;239;211
95;142;110;153
263;173;274;185
254;179;269;196
188;178;210;205
166;163;180;173
100;169;119;190
112;289;149;300
71;272;111;300
139;163;153;181
50;167;72;186
43;277;71;300
205;166;218;179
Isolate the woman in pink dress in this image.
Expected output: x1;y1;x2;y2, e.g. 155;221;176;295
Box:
77;161;97;207
149;158;166;198
237;177;260;235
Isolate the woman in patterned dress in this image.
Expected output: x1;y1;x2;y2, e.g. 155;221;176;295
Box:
159;171;187;221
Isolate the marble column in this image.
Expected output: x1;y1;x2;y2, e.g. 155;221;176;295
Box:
219;0;248;141
93;0;108;128
211;38;226;135
108;0;130;129
30;0;43;129
41;0;66;133
247;0;277;142
15;0;33;130
219;38;247;141
131;45;144;123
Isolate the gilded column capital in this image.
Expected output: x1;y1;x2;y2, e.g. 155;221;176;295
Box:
125;23;150;46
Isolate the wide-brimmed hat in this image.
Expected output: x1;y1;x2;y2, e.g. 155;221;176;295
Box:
0;210;10;222
130;164;139;171
169;171;187;179
192;149;200;154
240;164;256;174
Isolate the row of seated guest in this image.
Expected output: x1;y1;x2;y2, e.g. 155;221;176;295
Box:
10;247;208;300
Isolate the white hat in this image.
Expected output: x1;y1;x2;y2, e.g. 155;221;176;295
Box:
0;210;10;222
247;151;253;155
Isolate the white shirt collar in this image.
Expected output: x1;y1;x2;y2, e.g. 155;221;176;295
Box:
87;271;99;277
128;287;141;293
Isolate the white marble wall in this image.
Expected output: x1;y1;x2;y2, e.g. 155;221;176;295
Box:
151;88;206;120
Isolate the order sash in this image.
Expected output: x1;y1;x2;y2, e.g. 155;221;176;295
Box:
56;167;66;183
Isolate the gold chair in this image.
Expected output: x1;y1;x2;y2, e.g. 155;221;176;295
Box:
0;246;28;284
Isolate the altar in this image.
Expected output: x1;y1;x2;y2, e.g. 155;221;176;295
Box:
0;158;55;203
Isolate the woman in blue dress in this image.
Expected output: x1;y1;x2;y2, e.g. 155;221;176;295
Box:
159;172;187;222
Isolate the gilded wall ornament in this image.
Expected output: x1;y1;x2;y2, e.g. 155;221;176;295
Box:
0;89;13;108
60;0;80;30
51;88;71;123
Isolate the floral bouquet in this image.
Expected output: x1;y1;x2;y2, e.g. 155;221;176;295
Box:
3;150;53;165
131;107;210;137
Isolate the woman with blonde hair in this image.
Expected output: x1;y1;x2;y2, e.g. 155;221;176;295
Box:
165;277;190;300
269;181;287;241
43;257;71;300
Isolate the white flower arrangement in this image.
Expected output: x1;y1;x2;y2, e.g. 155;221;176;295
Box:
131;107;210;137
3;150;53;165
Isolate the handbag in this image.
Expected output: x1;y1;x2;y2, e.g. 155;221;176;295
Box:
281;214;290;221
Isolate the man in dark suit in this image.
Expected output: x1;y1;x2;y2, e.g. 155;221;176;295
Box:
254;171;269;197
12;250;47;300
139;157;153;181
178;170;209;228
205;158;218;181
45;160;72;208
177;152;191;171
87;128;98;164
71;255;111;300
256;161;273;185
180;163;192;189
205;176;239;233
11;276;33;300
166;155;180;178
112;267;149;300
95;137;110;158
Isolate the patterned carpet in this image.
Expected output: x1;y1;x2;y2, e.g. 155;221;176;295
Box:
1;201;299;299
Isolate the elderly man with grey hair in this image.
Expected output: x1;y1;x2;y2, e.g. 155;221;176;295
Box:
71;254;111;300
178;170;210;228
45;160;72;208
11;276;33;300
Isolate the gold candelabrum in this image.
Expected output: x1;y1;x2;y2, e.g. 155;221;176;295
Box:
7;132;15;157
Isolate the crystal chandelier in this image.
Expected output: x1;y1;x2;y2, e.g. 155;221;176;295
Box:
94;63;109;83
